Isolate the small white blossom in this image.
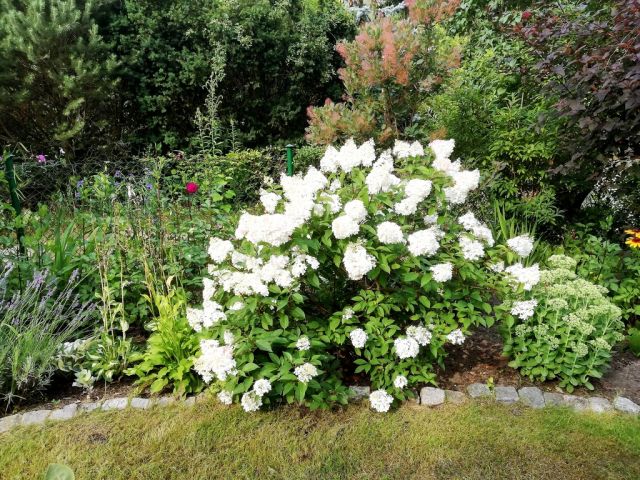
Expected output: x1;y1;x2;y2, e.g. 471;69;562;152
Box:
217;391;233;405
507;235;534;257
343;199;367;223
510;300;538;320
446;329;465;345
459;236;484;261
294;362;318;383
223;330;235;345
259;191;281;214
350;328;368;349
369;389;394;412
208;238;234;263
253;379;272;397
406;325;432;346
296;336;311;351
393;375;408;389
241;391;263;412
230;301;244;311
505;263;540;291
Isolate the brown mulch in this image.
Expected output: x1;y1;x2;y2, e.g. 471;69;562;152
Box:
437;326;640;404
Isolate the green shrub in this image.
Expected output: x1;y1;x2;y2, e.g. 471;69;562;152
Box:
186;138;542;412
501;254;625;392
126;278;203;396
110;0;355;149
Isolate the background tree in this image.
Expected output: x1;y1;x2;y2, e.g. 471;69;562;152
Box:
0;0;119;160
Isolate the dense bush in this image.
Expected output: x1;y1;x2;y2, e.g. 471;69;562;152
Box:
502;254;625;392
422;47;564;228
515;1;640;225
186;138;543;411
110;0;356;149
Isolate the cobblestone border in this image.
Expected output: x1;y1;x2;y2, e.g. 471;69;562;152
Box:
1;385;638;435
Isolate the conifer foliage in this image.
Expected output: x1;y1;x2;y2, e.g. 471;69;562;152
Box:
0;0;118;158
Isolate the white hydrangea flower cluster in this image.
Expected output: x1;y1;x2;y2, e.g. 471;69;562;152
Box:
393;140;424;159
394;336;420;359
510;300;538;320
193;339;236;383
507;235;534;257
429;139;480;205
294;362;319;383
376;221;405;244
204;246;319;299
446;329;466;345
350;328;368;348
407;226;442;257
505;263;541;291
332;199;368;239
343;242;377;281
406;325;432;346
369;389;394;412
296;336;311;351
394;178;432;216
430;262;453;282
393;375;408;389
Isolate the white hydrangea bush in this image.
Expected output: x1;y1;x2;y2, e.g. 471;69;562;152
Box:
188;138;538;411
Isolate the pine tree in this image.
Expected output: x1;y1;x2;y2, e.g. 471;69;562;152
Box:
0;0;118;159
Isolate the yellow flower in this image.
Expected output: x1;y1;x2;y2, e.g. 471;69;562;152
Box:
624;228;640;236
626;236;640;249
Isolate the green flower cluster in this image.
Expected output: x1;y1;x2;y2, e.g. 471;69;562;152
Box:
502;255;624;392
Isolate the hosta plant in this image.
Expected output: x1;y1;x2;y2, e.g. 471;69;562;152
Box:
187;138;538;411
501;254;625;392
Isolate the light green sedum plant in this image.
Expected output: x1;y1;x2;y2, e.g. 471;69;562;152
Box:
502;254;625;392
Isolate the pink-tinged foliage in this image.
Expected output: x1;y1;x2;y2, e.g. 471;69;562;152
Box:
306;2;461;146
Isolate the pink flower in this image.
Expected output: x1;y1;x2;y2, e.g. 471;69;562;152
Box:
185;182;199;195
522;10;532;21
36;154;46;164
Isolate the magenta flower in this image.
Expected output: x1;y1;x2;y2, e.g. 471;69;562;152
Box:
185;182;199;195
36;154;46;164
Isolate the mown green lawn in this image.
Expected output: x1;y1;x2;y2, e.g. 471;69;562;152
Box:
1;399;639;480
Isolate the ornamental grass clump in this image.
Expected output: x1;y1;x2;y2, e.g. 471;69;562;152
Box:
501;254;625;392
187;138;538;412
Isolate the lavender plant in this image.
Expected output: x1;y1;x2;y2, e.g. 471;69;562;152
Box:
0;266;94;408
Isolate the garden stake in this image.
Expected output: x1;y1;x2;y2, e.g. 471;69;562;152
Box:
3;152;25;256
286;144;295;176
